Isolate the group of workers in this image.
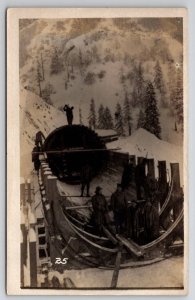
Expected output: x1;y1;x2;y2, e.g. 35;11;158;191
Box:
88;158;160;243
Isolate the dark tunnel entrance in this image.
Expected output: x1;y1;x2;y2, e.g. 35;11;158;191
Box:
43;125;108;184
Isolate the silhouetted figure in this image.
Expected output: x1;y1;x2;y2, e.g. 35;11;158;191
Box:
135;158;148;200
111;183;128;234
80;162;92;197
35;131;45;150
32;145;41;175
91;186;108;235
63;104;74;125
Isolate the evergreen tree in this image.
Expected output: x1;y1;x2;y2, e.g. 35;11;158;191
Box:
78;48;84;75
42;83;55;105
154;61;168;108
103;107;114;129
143;82;161;139
175;67;183;130
115;103;124;135
97;104;104;129
36;60;43;97
123;92;132;135
160;82;168;108
137;109;145;129
168;63;177;109
88;98;96;129
154;61;164;92
40;52;45;80
131;87;139;107
50;48;64;75
135;63;145;106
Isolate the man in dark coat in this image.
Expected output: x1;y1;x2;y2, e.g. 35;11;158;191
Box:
111;183;128;234
63;104;74;125
91;186;108;235
35;131;45;150
32;145;41;175
80;162;92;197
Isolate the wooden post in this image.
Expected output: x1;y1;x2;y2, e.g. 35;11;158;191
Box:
137;156;144;164
111;249;122;288
171;163;182;221
29;228;37;287
45;175;58;204
20;209;27;265
158;161;167;185
147;159;155;179
158;161;168;208
170;163;180;192
27;179;31;203
20;229;24;287
20;179;25;207
129;155;136;166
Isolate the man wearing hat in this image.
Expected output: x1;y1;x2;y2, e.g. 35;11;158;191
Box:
91;186;108;235
111;183;128;234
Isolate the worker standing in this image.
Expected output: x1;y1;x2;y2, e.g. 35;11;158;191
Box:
32;144;41;175
63;104;74;125
91;186;108;235
80;162;92;197
35;131;45;150
111;183;128;234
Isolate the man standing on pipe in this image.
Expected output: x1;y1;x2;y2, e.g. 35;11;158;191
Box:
63;104;74;125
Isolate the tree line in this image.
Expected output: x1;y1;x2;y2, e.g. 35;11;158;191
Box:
33;46;183;136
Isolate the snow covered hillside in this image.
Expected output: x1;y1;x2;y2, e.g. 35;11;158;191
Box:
20;88;67;178
19;18;183;145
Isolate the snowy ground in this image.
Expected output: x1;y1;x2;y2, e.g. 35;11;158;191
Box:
44;256;183;288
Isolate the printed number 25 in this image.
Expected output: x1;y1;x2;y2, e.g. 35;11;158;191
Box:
55;258;68;265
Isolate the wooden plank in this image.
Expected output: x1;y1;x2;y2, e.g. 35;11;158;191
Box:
147;158;155;179
116;234;144;257
102;226;118;245
32;147;121;154
111;249;122;288
65;205;92;210
158;160;167;185
170;163;180;191
20;183;25;206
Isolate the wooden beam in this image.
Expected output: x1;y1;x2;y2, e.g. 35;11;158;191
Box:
111;248;122;288
116;234;144;257
32;147;121;154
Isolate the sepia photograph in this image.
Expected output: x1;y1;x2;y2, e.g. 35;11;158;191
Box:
7;8;188;295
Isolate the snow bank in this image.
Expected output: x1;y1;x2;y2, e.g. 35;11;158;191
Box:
20;88;66;178
108;128;183;184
